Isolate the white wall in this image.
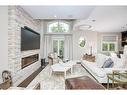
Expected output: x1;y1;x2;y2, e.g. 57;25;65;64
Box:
97;32;122;55
0;6;8;83
73;30;97;60
72;30;122;60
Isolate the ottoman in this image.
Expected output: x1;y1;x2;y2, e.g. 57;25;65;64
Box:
65;76;105;89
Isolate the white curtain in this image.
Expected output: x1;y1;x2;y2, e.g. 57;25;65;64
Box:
64;35;73;60
43;35;52;61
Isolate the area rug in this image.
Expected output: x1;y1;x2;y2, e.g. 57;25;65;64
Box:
39;64;94;90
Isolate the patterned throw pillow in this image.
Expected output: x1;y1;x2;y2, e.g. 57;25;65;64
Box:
102;58;114;68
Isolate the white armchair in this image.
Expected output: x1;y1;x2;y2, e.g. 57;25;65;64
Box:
48;52;62;65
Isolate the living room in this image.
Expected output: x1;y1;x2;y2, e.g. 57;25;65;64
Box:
0;5;127;91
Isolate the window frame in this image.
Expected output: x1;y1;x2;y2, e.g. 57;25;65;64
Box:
101;35;118;52
47;21;70;33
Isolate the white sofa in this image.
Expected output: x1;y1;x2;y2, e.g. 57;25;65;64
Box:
81;53;127;83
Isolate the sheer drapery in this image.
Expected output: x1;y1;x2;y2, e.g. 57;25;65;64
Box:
64;35;73;60
43;35;52;61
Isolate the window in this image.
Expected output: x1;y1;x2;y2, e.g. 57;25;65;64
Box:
48;21;69;33
102;43;108;51
109;43;115;51
52;38;64;58
102;42;117;52
101;35;118;52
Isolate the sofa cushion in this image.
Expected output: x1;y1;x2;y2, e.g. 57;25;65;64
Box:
102;58;114;68
96;54;109;68
110;52;118;58
81;60;106;78
111;57;124;68
120;55;127;68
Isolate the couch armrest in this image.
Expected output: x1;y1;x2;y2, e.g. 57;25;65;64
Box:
81;60;95;64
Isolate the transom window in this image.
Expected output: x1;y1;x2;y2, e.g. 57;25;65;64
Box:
48;21;69;33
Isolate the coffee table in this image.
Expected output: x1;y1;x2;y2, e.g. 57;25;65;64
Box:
51;63;72;79
51;60;78;78
60;60;77;73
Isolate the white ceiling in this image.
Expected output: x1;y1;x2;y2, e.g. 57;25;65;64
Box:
21;6;127;32
21;6;95;19
74;6;127;32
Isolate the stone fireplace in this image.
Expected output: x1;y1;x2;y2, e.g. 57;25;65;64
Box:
8;6;41;86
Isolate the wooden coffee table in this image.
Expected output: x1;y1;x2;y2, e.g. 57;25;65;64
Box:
65;76;105;89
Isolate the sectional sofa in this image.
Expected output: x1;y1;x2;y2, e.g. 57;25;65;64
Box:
81;53;127;83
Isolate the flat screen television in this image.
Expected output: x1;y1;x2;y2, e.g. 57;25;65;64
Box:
21;26;40;51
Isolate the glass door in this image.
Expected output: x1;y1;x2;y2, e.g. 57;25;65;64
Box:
53;38;64;59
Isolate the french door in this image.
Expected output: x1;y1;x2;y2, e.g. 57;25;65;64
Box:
52;38;64;58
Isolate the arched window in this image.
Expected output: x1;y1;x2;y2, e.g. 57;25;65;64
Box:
48;21;69;33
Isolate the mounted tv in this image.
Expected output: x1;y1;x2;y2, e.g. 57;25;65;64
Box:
21;26;40;51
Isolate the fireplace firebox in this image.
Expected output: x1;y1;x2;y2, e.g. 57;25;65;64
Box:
22;54;39;69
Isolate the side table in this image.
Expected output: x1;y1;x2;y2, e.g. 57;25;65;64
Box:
107;70;127;89
41;58;46;67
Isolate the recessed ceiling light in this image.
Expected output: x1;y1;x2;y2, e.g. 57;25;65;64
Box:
92;20;96;22
78;24;92;30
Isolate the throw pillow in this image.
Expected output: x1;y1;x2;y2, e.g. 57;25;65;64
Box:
96;54;109;67
102;58;114;68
